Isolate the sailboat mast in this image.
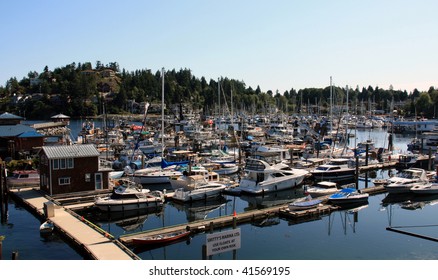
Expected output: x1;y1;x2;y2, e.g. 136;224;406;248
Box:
346;85;349;116
218;78;221;132
161;67;165;158
330;76;333;133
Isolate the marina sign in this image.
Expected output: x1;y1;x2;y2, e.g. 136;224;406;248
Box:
206;228;241;256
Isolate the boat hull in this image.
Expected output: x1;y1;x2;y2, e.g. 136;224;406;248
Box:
132;230;191;246
95;199;163;212
329;196;369;206
288;199;322;211
311;170;355;181
328;188;369;206
239;176;306;195
173;186;227;202
385;184;418;194
410;183;438;194
305;187;338;197
39;221;54;235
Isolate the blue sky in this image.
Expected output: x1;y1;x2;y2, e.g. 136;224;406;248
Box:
1;0;437;93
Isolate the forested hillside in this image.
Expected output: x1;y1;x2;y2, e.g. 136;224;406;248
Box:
0;61;436;119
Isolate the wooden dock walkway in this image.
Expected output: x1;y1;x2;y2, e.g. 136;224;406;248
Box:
119;206;282;245
119;185;387;246
9;188;140;260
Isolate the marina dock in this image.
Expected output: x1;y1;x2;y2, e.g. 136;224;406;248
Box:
9;188;140;260
119;185;387;246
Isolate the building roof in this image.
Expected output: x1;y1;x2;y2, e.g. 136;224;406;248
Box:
51;113;70;119
0;124;36;137
0;112;24;120
18;131;44;138
42;144;100;159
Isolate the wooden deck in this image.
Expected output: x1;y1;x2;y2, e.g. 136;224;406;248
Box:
119;206;282;245
119;185;387;246
9;188;140;260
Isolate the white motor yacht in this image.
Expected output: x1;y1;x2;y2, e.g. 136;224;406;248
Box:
234;158;309;195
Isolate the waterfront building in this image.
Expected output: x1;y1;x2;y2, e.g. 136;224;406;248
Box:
39;144;113;195
0;112;44;159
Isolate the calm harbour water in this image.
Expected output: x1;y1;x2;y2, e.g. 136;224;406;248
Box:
2;121;438;260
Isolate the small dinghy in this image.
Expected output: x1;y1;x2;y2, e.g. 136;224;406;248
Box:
132;229;191;246
328;187;369;206
39;220;54;235
288;195;322;211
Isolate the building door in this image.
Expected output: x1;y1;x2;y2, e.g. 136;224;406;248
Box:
95;173;102;190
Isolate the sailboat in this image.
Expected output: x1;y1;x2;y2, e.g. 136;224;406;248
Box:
131;68;186;185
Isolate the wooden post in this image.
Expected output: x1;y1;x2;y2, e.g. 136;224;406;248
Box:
202;244;207;260
365;143;369;166
0;163;6;224
209;221;214;233
0;236;4;260
365;172;368;189
355;156;359;189
232;216;237;260
238;139;242;166
11;251;18;260
317;139;320;158
189;156;192;175
428;147;432;171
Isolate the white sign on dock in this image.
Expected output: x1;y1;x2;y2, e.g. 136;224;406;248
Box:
206;228;241;256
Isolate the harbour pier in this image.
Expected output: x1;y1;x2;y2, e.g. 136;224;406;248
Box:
9;188;140;260
119;185;386;246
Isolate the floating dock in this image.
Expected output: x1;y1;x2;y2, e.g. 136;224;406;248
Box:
9;188;140;260
119;185;387;246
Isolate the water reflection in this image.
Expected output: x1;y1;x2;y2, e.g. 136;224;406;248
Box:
170;196;230;222
239;188;305;210
328;203;369;236
82;207;164;234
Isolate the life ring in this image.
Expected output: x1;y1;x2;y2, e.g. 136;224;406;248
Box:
134;156;138;161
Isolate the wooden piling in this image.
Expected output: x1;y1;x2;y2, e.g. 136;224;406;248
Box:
202;245;207;260
355;156;359;189
0;236;4;260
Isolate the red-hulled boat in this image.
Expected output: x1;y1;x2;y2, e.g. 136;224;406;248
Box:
132;229;191;246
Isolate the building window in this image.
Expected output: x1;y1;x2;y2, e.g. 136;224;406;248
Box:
85;173;91;182
67;158;74;169
53;159;59;170
60;159;66;169
59;177;71;185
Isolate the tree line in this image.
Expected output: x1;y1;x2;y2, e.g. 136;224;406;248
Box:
0;61;437;119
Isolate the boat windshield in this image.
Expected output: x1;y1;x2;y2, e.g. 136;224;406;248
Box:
316;166;330;171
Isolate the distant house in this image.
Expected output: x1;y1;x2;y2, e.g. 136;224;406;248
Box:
51;113;70;125
0;112;23;125
100;68;116;77
81;69;96;76
0;112;44;159
39;144;112;195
